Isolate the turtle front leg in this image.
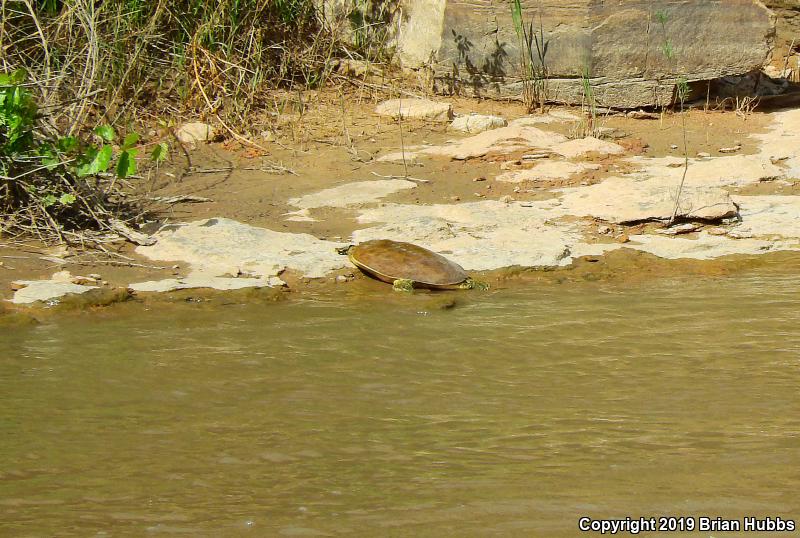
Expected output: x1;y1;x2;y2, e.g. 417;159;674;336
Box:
459;278;489;291
392;279;415;292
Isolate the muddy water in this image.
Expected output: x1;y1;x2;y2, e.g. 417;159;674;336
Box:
2;273;800;537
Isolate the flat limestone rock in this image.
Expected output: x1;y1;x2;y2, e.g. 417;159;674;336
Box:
509;111;581;127
449;114;507;133
496;161;599;183
556;176;738;223
552;137;625;158
11;280;97;305
420;125;567;160
283;209;317;222
375;152;419;165
755;109;800;177
136;218;347;279
352;200;604;270
288;179;417;210
129;275;284;293
375;98;453;121
732;195;800;239
627;154;785;187
627;232;789;260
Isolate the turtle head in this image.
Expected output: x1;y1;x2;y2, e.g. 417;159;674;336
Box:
336;245;354;256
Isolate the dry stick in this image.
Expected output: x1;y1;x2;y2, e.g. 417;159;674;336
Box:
0;0;6;59
68;0;100;136
191;46;295;175
202;165;281;174
371;171;429;183
397;97;410;178
331;73;424;99
149;195;211;204
171;129;194;171
38;88;106;111
68;246;160;266
0;159;76;182
66;238;135;260
39;201;66;244
106;0;168;125
668;107;689;226
73;178;111;232
783;38;796;78
19;0;51;103
339;92;357;160
67;259;166;270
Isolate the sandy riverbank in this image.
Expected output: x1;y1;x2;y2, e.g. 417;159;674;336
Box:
3;92;800;314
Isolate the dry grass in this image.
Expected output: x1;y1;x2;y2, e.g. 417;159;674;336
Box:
0;0;397;245
0;0;349;128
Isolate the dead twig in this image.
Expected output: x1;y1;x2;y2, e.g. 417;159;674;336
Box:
330;73;424;99
149;195;212;204
69;260;166;270
190;42;296;176
370;171;429;183
107;218;156;246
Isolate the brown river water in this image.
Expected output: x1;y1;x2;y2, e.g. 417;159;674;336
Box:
1;269;799;537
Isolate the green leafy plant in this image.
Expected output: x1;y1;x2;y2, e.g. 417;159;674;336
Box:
656;11;674;61
151;142;169;163
511;0;548;113
0;70;38;166
73;126;139;179
570;67;604;139
1;71;168;242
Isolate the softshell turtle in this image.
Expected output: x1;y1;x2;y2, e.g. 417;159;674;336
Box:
338;240;487;291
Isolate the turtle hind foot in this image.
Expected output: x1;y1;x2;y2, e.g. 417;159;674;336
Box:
392;279;415;292
460;278;489;291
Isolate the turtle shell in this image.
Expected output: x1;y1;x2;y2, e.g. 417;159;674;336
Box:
348;240;469;289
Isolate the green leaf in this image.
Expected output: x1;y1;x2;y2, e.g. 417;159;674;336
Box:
150;142;169;163
10;69;27;85
42;194;57;208
677;77;690;105
95;145;113;172
76;144;113;176
122;132;140;150
0;69;27;86
59;193;77;205
93;125;116;143
510;0;523;40
57;136;78;152
42;157;60;169
662;40;674;60
116;149;138;178
76;146;97;177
